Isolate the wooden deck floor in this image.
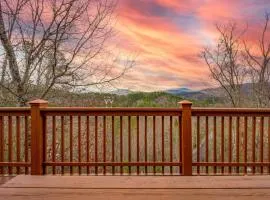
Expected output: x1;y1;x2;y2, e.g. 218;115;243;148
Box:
1;175;270;200
0;176;14;185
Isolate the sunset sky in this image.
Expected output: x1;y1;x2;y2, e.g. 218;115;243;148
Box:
111;0;270;91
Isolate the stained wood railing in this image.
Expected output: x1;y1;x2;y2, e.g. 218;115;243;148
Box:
41;106;183;175
192;108;270;175
0;99;270;176
0;108;31;174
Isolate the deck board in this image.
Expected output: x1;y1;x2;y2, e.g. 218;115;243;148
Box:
0;176;14;185
1;175;270;200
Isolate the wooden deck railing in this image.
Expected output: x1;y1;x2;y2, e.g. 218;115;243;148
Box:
0;107;31;175
192;108;270;175
41;105;183;175
0;99;270;176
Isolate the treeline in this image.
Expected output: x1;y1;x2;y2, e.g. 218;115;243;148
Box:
0;88;218;107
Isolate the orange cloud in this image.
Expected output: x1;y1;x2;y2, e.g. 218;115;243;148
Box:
112;0;270;91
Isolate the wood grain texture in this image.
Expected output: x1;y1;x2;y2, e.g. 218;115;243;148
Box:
1;188;270;200
2;175;270;189
1;176;270;200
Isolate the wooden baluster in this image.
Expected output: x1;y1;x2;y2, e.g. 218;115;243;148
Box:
161;116;164;174
112;116;115;175
252;116;256;174
145;116;148;174
95;116;98;175
70;116;73;175
244;116;248;174
103;116;106;175
128;116;131;174
268;117;270;174
137;116;140;174
16;116;20;174
179;115;182;174
61;116;64;175
197;116;200;175
0;116;3;174
8;116;12;175
24;116;29;174
153;116;156;174
213;116;217;174
52;116;56;175
221;116;224;174
236;116;240;174
78;116;81;175
120;116;123;174
206;116;209;174
86;116;90;175
170;116;173;174
229;116;232;174
260;116;264;174
43;115;47;174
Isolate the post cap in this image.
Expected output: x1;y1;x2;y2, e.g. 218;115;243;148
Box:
178;100;192;107
28;99;48;106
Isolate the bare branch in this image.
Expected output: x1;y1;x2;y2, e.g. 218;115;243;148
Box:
0;0;132;106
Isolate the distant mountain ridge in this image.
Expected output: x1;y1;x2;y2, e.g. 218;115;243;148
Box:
165;87;211;100
110;83;254;102
110;87;212;101
166;87;195;95
165;83;255;100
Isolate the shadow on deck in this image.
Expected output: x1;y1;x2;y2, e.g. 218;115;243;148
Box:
0;176;14;185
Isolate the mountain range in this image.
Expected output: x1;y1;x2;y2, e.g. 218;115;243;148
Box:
112;83;255;101
112;87;217;99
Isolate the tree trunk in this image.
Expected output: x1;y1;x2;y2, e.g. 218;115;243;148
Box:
17;85;27;106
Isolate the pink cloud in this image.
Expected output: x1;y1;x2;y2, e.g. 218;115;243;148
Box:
112;0;270;90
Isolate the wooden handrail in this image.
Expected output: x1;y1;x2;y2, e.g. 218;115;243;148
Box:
40;107;182;116
192;107;270;116
40;107;181;111
0;107;30;111
0;108;30;116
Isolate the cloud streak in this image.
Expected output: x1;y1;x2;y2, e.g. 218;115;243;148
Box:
113;0;270;91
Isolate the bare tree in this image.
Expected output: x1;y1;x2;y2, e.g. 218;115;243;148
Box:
202;23;247;107
0;0;132;106
243;13;270;107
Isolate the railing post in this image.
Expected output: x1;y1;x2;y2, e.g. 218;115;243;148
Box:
179;100;193;176
29;99;48;175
